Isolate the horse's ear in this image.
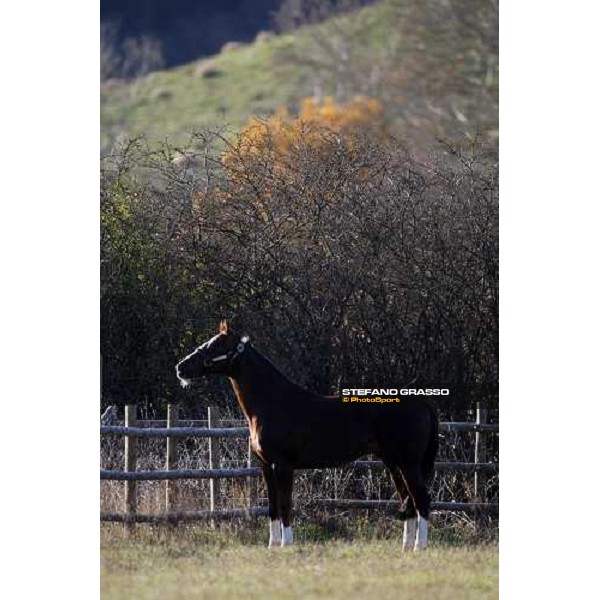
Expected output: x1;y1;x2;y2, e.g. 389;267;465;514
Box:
219;319;229;335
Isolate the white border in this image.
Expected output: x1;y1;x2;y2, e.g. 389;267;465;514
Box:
2;1;99;599
502;1;600;597
2;0;600;598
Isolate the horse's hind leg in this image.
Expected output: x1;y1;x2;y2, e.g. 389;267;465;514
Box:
398;463;431;551
383;460;418;552
273;465;294;547
261;462;281;548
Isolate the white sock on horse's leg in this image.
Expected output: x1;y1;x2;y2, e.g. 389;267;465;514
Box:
269;519;282;548
414;514;428;551
402;518;417;552
281;525;293;547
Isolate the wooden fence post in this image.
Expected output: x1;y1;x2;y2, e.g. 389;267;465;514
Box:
165;403;179;518
474;402;489;521
247;436;258;509
124;404;137;533
208;407;221;512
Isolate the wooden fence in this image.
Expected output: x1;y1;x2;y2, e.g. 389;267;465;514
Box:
100;404;498;524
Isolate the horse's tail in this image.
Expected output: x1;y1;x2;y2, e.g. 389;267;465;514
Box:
422;403;439;482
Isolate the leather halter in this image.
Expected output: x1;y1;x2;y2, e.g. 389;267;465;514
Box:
206;339;248;371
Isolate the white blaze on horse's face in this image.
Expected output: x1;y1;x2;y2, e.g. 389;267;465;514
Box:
200;333;223;350
175;333;227;386
176;331;251;386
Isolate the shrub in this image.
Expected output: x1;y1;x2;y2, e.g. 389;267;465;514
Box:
101;128;497;417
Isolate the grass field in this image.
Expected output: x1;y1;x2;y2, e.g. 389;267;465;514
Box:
101;525;498;600
101;0;498;153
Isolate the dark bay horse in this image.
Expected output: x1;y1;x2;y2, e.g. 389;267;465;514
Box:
176;320;438;551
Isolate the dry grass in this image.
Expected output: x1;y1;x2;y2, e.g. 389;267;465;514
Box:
101;525;497;600
101;411;498;598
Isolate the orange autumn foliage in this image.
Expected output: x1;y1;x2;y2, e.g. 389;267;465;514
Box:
222;96;383;176
212;97;385;220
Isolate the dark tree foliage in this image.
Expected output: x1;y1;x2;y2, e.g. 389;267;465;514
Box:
100;129;497;419
101;0;281;69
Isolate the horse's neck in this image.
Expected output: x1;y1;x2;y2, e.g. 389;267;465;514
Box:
229;347;299;419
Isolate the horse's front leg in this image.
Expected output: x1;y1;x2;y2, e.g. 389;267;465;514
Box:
261;462;281;548
273;465;295;547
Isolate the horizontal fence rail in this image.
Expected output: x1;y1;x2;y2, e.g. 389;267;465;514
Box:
100;426;249;438
310;500;499;512
101;422;499;438
100;404;498;526
101;467;263;481
351;460;498;473
101;508;270;523
100;502;498;524
101;461;498;481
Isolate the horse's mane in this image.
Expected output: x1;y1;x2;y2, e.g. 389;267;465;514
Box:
248;345;338;401
248;344;299;387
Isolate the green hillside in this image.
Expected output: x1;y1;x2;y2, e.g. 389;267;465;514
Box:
101;0;498;153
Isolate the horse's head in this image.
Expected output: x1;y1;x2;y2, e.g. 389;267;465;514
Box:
175;319;250;387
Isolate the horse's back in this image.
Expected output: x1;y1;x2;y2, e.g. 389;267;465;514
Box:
253;392;436;469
